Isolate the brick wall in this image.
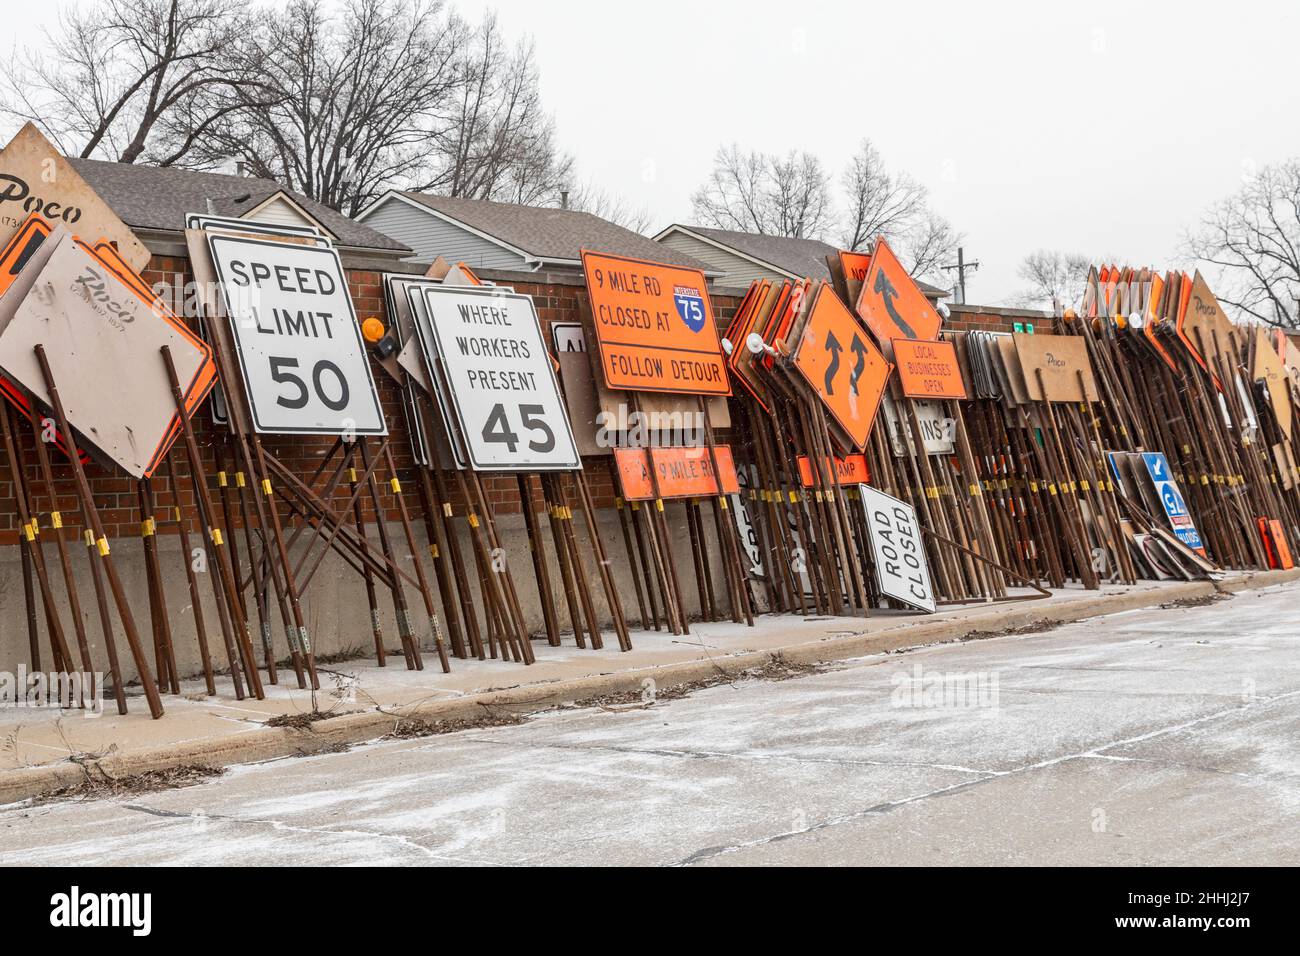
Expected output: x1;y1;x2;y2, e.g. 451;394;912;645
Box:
944;302;1054;334
0;256;744;546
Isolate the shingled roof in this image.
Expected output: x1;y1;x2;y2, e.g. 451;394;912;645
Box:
389;192;712;271
656;224;951;298
68;158;408;254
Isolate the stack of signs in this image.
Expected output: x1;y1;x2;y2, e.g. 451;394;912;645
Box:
0;123;158;459
790;281;893;450
409;284;579;471
207;232;385;436
1106;450;1214;579
856;483;935;613
0;218;215;478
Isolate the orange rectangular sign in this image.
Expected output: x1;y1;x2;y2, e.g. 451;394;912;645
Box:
613;445;739;500
792;283;892;450
838;250;873;284
796;454;870;487
854;236;942;344
891;338;967;400
581;250;730;395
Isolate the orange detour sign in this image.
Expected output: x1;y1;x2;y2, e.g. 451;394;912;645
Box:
854;236;942;345
796;454;870;488
792;282;893;450
891;338;968;400
581;250;729;396
613;445;740;501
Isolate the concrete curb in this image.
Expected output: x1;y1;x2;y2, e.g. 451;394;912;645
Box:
4;568;1297;806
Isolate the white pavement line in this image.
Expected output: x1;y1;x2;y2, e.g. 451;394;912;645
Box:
668;687;1300;866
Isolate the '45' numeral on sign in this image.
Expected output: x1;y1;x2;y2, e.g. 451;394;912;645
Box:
823;331;870;396
481;403;555;453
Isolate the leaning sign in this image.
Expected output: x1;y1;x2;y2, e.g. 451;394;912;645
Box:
416;285;579;471
580;250;730;395
857;483;936;613
208;234;386;435
0;123;150;271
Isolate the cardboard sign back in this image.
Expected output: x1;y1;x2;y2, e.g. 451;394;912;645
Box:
0;232;210;477
1013;333;1098;403
0;123;150;271
1252;327;1292;435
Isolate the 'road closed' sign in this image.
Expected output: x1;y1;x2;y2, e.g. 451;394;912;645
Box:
857;483;936;613
209;235;386;436
417;285;579;471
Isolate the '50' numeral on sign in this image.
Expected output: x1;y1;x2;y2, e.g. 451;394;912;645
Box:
269;356;350;411
481;403;555;453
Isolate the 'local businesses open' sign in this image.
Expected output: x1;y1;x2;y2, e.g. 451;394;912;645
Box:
209;235;386;436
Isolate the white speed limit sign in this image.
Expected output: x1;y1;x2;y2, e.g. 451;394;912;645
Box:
208;234;386;435
415;285;579;471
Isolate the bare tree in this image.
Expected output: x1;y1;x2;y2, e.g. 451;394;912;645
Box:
691;145;833;239
841;139;926;252
194;0;467;214
0;0;255;166
564;180;652;233
422;16;573;205
896;209;960;285
1185;159;1300;328
840;139;960;282
1013;249;1092;309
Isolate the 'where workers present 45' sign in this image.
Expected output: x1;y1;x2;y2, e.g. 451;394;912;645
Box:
414;285;580;471
581;250;730;396
209;234;386;436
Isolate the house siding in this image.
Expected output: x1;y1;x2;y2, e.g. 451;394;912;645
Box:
248;196;317;230
656;231;786;285
362;197;529;269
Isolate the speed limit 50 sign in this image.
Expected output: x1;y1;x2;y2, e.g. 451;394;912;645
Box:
209;234;386;435
416;285;579;471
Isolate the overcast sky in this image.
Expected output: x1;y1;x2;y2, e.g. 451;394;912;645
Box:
10;1;1300;303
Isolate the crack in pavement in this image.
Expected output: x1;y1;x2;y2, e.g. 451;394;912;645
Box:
452;734;999;777
666;687;1300;866
121;803;504;866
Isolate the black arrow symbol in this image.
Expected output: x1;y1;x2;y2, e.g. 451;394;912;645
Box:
824;329;842;395
874;270;917;338
849;335;868;394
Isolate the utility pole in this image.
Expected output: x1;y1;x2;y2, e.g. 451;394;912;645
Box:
942;247;980;305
